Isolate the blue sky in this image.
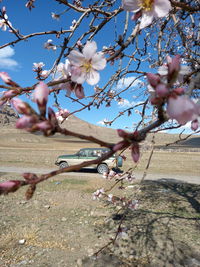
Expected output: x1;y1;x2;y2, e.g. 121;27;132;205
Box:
0;1;197;135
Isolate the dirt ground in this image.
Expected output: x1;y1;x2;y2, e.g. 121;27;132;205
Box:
0;128;200;266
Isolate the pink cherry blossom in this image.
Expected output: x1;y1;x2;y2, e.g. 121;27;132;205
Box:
32;82;49;106
167;96;199;125
122;0;172;29
68;41;107;85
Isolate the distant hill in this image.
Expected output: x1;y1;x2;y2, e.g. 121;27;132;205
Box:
0;105;199;149
0;104;19;126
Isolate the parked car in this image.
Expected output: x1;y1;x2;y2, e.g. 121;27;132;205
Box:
55;147;123;174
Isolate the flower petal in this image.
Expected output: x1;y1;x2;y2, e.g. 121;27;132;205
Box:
71;70;86;84
83;41;97;60
122;0;140;12
167;96;198;125
139;12;154;29
68;50;85;66
86;69;100;85
91;52;107;70
154;0;172;18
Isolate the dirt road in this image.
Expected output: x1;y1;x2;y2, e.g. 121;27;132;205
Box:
0;166;199;185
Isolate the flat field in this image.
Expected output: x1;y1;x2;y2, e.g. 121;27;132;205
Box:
0;127;200;266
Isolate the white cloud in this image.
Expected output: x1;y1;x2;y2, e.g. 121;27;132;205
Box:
97;118;109;126
116;76;142;90
117;98;143;109
117;99;133;108
0;46;18;69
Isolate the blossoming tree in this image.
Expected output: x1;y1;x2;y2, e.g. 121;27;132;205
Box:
0;0;199;243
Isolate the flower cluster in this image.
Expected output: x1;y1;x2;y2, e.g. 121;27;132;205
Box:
147;55;200;128
12;82;58;135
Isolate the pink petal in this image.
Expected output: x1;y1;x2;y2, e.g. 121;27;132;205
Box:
75;85;85;99
154;0;172;18
91;52;107;71
82;41;97;60
68;50;84;67
139;12;154;29
86;69;100;85
122;0;140;12
167;96;198;125
71;69;86;84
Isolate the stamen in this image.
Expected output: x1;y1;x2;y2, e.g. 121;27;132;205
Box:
140;0;154;11
83;61;92;72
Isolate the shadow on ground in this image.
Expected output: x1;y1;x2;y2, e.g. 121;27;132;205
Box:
83;180;200;267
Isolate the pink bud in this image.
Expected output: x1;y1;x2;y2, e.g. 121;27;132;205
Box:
3;90;17;98
146;73;160;88
0;180;21;194
16;115;36;129
168;55;180;75
113;140;127;152
117;129;129;138
191;119;199;131
0;72;11;83
131;143;140;163
75;84;85;99
12;98;30;115
0;72;19;87
33;82;49;106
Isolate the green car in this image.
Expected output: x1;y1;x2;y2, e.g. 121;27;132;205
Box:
55;148;123;174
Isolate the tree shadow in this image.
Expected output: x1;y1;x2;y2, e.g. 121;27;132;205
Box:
85;180;200;267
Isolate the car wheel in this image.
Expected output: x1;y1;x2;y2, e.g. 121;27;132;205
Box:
97;163;108;174
59;162;69;169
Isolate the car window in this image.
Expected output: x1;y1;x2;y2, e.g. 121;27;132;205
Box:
88;150;95;157
78;150;87;157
